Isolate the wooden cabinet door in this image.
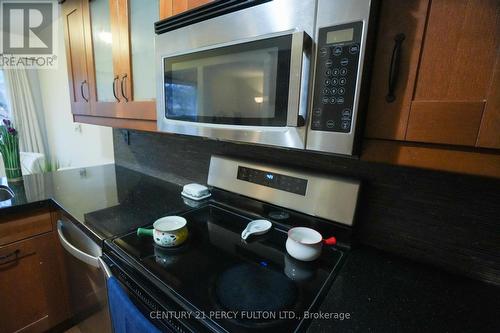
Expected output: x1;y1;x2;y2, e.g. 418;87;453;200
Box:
84;0;120;117
109;0;157;121
160;0;214;19
366;0;500;149
406;0;500;146
365;0;430;140
63;0;157;129
175;0;214;15
477;54;500;149
159;0;173;19
62;0;92;115
0;233;70;333
74;0;157;128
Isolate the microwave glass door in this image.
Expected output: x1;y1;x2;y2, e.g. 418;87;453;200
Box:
163;35;292;126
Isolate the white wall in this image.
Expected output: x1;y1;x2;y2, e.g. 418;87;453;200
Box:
37;16;114;169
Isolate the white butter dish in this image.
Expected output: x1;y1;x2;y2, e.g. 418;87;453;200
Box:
181;183;211;201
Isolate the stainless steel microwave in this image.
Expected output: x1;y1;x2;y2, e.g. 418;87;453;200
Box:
155;0;375;155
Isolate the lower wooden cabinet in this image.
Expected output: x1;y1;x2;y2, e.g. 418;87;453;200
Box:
0;210;71;333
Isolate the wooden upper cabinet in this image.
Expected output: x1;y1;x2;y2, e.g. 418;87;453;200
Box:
62;0;158;131
366;0;500;149
84;0;116;115
413;0;498;101
365;0;430;140
62;0;92;116
160;0;214;20
407;0;500;147
477;55;500;149
115;0;158;118
85;0;157;121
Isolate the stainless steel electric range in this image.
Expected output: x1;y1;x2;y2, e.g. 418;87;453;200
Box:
103;156;360;333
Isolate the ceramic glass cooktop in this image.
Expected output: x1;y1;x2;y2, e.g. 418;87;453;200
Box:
112;204;343;332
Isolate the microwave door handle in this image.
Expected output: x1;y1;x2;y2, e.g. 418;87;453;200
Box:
287;31;312;127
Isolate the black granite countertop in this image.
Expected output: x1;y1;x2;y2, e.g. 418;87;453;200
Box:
1;164;499;332
308;247;500;333
0;164;192;243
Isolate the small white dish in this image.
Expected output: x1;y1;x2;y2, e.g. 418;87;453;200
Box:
182;183;210;200
181;191;211;201
241;219;272;240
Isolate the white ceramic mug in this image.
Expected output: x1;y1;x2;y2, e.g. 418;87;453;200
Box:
285;227;336;261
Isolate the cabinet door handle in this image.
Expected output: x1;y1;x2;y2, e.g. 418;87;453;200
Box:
0;249;20;264
120;74;129;102
80;80;89;102
386;33;406;103
113;76;120;102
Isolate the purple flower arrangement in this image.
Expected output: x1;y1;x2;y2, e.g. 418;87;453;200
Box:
0;119;22;181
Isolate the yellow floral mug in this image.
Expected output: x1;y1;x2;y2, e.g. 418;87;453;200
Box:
137;216;188;247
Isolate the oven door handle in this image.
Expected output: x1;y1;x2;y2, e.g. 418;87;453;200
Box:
287;31;312;127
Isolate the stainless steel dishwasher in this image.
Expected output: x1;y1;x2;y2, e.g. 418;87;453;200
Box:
57;218;112;333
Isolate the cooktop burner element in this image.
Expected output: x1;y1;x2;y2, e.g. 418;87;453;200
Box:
215;263;298;313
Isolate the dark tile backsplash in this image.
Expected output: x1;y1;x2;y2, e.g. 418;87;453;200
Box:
113;129;500;285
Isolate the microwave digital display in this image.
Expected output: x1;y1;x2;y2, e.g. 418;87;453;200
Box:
326;28;354;44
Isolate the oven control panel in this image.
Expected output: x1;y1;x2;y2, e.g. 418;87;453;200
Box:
311;22;363;133
237;166;308;196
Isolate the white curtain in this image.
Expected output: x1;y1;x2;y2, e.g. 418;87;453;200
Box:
4;68;49;156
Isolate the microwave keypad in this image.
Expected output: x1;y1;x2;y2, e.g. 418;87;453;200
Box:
311;22;363;133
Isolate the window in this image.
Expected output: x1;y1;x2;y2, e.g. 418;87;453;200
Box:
0;70;10;121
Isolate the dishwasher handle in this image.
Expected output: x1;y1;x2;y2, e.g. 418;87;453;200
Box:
98;257;113;279
57;220;100;268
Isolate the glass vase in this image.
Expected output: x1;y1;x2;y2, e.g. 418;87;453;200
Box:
5;166;22;181
3;137;22;182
